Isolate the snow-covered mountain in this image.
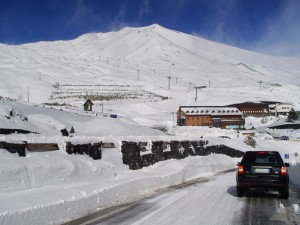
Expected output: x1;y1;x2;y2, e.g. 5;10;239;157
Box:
1;24;300;133
1;24;299;101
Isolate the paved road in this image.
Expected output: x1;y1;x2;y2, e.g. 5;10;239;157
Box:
64;170;300;225
235;183;300;225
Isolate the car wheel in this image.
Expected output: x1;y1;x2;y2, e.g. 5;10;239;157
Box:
281;187;289;199
237;186;244;197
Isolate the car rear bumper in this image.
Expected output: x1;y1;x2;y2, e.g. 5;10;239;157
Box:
237;176;289;190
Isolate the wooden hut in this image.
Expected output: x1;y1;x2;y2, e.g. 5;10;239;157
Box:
84;99;94;111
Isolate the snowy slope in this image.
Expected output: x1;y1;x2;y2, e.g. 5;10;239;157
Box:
1;24;300;131
0;99;165;136
1;24;300;107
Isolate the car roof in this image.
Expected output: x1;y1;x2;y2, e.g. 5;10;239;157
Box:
245;151;279;154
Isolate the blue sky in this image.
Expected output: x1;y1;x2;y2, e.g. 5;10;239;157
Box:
1;0;300;56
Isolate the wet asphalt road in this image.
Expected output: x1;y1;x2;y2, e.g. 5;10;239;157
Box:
63;170;300;225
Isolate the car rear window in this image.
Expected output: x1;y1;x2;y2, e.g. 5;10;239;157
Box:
255;155;278;164
241;151;283;166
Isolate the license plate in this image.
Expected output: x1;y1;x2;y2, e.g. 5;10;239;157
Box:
253;168;270;173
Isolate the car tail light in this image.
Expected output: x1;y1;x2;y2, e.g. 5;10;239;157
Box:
258;151;267;155
281;166;287;176
238;165;245;175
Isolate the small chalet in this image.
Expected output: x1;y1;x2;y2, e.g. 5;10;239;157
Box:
177;106;245;129
84;99;94;111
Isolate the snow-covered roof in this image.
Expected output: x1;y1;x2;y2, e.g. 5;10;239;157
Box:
180;107;243;116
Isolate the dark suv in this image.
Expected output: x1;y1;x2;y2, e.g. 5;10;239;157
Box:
236;151;289;199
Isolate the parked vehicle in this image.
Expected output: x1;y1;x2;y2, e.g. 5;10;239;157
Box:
236;151;289;199
280;136;289;141
273;135;289;141
218;136;231;139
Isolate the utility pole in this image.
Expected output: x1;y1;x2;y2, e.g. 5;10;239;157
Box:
137;64;140;80
195;87;199;102
172;112;175;127
137;69;140;80
101;100;104;114
194;86;206;101
172;63;175;84
167;76;171;89
27;86;29;102
259;81;263;90
209;81;212;88
175;77;178;84
117;65;120;72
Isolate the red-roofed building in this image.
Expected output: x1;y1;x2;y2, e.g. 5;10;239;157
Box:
177;106;245;129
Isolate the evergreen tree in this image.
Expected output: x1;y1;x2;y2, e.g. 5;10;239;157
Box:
287;108;298;122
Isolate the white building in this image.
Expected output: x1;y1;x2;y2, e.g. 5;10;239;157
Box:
269;103;293;116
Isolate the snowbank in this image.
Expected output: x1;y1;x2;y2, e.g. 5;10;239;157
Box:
1;131;300;225
289;162;300;186
0;147;238;225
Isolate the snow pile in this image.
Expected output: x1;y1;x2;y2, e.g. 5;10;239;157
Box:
0;130;299;224
0;146;239;225
0;100;166;137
